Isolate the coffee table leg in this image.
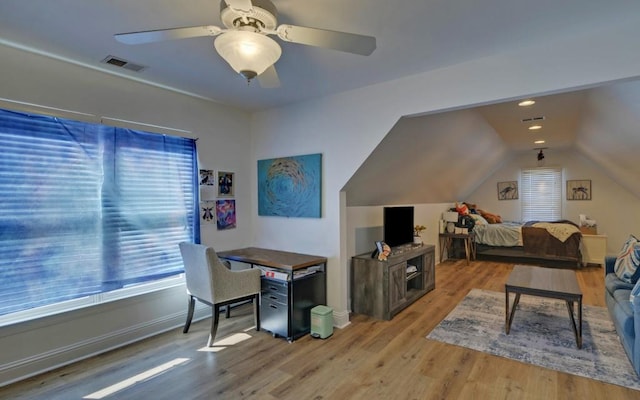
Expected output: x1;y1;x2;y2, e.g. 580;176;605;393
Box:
505;290;509;333
565;300;582;349
578;297;583;349
505;292;520;334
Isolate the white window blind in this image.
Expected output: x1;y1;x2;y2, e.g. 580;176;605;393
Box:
0;108;199;317
520;167;562;221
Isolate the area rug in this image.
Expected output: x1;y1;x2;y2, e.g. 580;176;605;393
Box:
426;288;640;390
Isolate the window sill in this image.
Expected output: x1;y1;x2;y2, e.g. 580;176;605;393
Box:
0;275;186;328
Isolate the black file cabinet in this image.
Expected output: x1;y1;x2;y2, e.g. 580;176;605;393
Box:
261;271;326;342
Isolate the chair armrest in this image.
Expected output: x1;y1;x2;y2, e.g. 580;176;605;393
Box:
605;255;617;275
213;266;261;303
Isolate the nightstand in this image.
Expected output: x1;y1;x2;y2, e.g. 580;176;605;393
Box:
581;234;607;266
439;232;476;265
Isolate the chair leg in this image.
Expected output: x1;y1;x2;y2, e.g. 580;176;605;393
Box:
207;304;221;347
254;293;260;332
183;296;196;334
225;304;231;319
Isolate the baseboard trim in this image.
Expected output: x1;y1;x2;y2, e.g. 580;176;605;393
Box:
333;309;350;329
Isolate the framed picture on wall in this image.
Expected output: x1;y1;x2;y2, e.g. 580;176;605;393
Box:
199;169;216;200
217;171;234;197
200;201;216;224
215;199;236;230
567;179;591;200
497;181;518;200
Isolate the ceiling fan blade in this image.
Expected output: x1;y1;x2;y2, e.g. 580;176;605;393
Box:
258;65;280;88
275;24;376;56
115;26;223;45
224;0;254;13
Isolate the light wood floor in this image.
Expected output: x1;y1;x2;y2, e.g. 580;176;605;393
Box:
2;259;637;399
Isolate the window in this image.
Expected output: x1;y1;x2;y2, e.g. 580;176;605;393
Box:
520;167;562;221
0;108;200;318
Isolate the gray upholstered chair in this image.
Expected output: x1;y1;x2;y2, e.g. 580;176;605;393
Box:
179;242;261;346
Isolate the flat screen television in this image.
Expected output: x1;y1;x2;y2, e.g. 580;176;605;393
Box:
383;206;414;248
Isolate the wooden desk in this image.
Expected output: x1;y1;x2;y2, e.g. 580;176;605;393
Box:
439;232;476;265
217;247;327;342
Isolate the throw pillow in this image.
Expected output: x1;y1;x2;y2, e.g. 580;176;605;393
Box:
455;202;469;215
631;279;640;312
479;209;502;224
614;235;640;284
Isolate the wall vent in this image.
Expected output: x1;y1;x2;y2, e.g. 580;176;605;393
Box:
521;116;545;123
101;55;147;72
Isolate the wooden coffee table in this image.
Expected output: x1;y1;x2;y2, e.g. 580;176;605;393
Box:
505;265;583;348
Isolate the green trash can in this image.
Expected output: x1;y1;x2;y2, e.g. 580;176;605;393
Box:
310;305;333;339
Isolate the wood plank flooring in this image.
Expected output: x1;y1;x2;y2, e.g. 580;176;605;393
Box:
2;259;637;399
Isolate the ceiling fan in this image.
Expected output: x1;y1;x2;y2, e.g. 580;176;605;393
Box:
114;0;377;88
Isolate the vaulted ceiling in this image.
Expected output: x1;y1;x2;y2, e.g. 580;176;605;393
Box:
343;80;640;206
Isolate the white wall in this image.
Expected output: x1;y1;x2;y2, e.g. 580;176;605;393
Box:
467;148;640;254
0;43;251;386
250;20;640;325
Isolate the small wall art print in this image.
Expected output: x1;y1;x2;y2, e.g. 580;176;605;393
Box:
199;169;214;186
215;199;236;230
257;153;322;218
199;169;216;200
217;171;234;197
497;181;518;200
567;179;591;200
200;201;216;224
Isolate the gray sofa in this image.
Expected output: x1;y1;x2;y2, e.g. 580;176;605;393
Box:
604;255;640;376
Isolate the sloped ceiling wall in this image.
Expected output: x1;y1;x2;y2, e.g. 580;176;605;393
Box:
344;80;640;206
576;80;640;199
343;108;510;206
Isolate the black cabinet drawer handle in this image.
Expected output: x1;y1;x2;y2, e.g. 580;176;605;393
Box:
269;295;278;300
269;304;278;309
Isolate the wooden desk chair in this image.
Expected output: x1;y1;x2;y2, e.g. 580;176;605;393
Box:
179;242;261;347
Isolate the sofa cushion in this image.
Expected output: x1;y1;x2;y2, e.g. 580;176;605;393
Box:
614;235;640;283
606;273;635;296
612;289;635;338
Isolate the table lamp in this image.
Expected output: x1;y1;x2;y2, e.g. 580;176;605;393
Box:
443;211;459;233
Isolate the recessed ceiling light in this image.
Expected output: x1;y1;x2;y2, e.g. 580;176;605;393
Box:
529;125;542;130
534;140;545;144
518;100;536;107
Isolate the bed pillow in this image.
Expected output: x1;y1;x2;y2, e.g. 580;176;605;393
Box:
469;214;488;225
614;235;640;284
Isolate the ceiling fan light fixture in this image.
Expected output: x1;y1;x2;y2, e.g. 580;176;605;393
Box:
214;31;281;81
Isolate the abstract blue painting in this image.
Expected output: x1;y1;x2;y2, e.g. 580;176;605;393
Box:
258;153;322;218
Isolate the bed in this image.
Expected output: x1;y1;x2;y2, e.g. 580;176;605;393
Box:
472;219;583;267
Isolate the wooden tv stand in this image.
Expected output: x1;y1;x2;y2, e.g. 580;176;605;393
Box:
351;244;435;320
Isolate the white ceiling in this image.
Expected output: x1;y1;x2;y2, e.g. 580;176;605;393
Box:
1;0;639;113
1;0;640;156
